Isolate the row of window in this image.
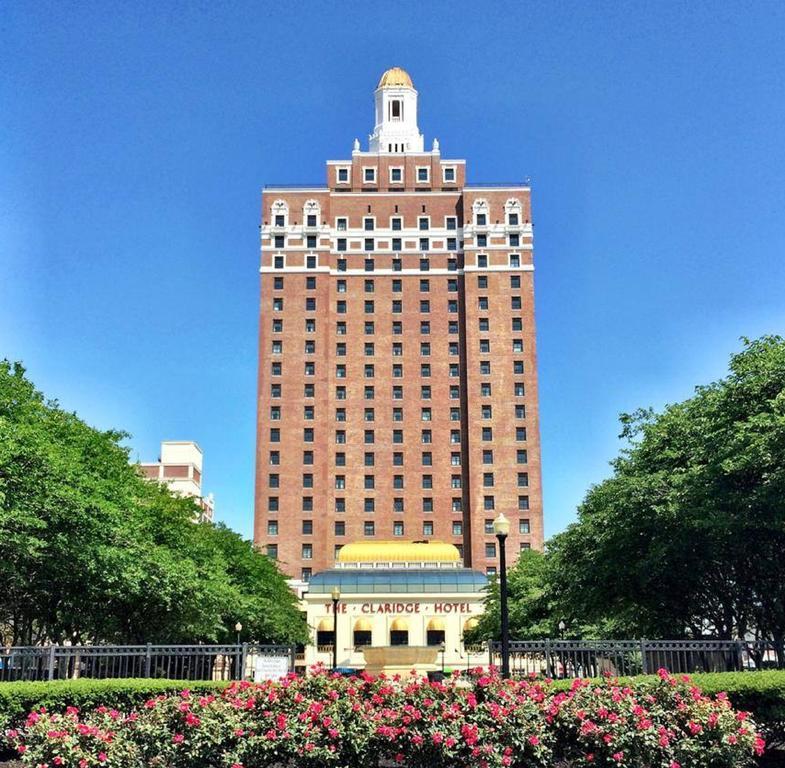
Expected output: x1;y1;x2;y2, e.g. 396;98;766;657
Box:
269;382;525;399
272;274;522;291
268;471;528;490
268;426;528;444
273;297;523;313
270;361;524;379
266;494;528;515
273;340;525;356
268;518;531;537
270;404;527;421
270;255;527;271
335;165;455;185
269;448;528;468
272;319;526;338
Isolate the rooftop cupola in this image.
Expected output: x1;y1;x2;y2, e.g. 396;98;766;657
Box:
368;67;425;154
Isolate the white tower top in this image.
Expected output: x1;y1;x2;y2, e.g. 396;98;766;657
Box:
368;67;425;154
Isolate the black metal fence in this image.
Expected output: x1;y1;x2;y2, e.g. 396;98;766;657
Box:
0;644;296;683
488;639;785;678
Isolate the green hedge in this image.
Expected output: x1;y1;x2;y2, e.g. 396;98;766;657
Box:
0;678;229;750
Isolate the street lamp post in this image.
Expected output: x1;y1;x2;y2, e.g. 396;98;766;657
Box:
331;587;340;673
558;620;566;639
234;621;243;681
493;512;511;679
235;621;243;646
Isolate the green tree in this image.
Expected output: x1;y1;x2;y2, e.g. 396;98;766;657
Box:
547;336;785;641
0;361;306;646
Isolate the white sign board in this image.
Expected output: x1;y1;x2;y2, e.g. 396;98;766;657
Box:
252;654;290;681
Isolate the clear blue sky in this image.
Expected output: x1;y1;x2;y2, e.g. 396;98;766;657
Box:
2;1;784;541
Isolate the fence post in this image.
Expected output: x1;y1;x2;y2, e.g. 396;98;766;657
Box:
545;638;553;678
144;643;152;678
289;645;296;674
735;640;744;672
640;639;648;675
47;645;56;681
240;643;248;681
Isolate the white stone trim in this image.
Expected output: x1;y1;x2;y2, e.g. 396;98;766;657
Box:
260;265;533;275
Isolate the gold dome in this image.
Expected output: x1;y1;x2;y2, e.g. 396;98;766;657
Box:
377;67;414;89
337;540;461;564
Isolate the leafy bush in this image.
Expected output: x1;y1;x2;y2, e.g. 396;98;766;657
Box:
5;669;765;767
0;679;229;750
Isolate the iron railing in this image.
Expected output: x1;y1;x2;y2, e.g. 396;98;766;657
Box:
488;639;785;678
0;644;296;683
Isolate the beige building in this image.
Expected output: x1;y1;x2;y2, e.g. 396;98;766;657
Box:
140;440;215;523
299;540;488;673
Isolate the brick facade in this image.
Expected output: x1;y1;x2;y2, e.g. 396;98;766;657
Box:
253;73;543;580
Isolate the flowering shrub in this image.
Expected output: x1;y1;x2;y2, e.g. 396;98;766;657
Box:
7;668;765;768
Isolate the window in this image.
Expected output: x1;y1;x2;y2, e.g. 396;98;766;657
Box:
418;217;429;231
268;497;279;511
515;404;526;419
273;276;284;290
483;472;494;487
364;240;375;253
391;217;402;231
335;430;346;444
519;519;530;534
510;254;520;267
517;449;528;464
518;472;529;487
364;408;375;422
448;300;458;313
450;452;461;466
508;212;519;225
518;495;530;510
269;450;279;465
482;405;492;419
393;429;403;443
272;297;284;311
421;407;432;421
365;321;375;334
393;521;405;536
337;167;349;183
421;364;431;377
274;214;285;227
516;427;527;441
481;382;492;396
364;521;375;536
417;167;429;182
512;318;523;331
482;427;493;441
484;519;495;535
393;386;403;400
393;407;403;421
420;321;430;334
390;167;403;183
306;236;316;250
270;406;281;421
273;236;284;249
443;166;456;182
480;361;491;375
302;519;313;535
422;474;433;488
267;521;278;536
479;297;489;310
335;521;346;536
269;473;279;488
267;544;278;559
421;385;431;399
363;167;376;183
449;385;460;399
364;300;374;313
305;297;316;311
364;451;374;466
512;296;522;310
479;318;489;332
336;217;347;231
337;238;347;252
419;238;429;251
336;385;346;400
337;258;347;272
272;319;283;333
446;216;457;230
423;498;433;512
450;430;461;444
392;300;402;314
364;475;375;489
452;498;463;512
513;339;524;352
482;449;494;465
364;498;375;512
335;408;345;422
484;496;495;511
422;451;432;466
452;521;463;535
335;475;346;489
477;254;488;268
336;498;345;513
485;543;496;558
421;429;432;444
393;452;404;466
364;429;375;444
270;428;280;443
364;217;374;231
364;385;374;400
365;364;375;378
393;475;404;489
271;384;282;398
448;342;459;356
423;521;434;536
447;238;457;251
335;452;345;467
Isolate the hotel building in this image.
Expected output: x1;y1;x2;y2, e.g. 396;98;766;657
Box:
254;68;543;581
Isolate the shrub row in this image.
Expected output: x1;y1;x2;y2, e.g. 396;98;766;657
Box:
0;679;229;750
5;669;766;767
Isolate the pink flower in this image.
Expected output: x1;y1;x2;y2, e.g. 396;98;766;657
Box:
612;752;624;762
173;734;184;744
98;752;107;762
528;736;540;746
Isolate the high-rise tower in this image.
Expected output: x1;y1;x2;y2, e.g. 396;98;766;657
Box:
254;69;543;581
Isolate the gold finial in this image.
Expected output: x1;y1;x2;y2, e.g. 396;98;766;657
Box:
378;67;414;89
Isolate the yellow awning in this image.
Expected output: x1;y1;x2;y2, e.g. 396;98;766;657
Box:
317;618;333;632
427;618;446;631
354;618;372;632
390;618;409;631
463;617;479;631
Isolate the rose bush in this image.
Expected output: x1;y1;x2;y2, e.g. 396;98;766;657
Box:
7;668;765;768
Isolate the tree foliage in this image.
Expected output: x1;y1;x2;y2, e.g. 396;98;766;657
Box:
0;361;307;647
475;336;785;642
547;335;785;640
